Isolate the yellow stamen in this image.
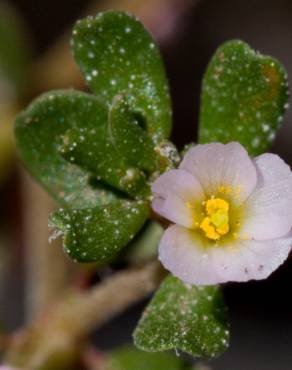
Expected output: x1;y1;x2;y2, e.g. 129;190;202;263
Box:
200;217;221;240
218;184;242;198
186;201;194;209
218;185;233;195
200;198;230;240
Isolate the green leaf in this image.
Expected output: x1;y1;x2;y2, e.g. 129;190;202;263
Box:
0;2;31;95
124;221;163;264
49;200;149;263
15;90;121;209
60;123;147;198
104;346;188;370
72;11;172;141
199;40;289;155
109;94;157;172
134;275;229;358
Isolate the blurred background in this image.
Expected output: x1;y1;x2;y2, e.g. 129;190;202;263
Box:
1;0;292;369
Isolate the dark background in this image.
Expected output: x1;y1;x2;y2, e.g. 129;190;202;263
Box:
2;0;292;369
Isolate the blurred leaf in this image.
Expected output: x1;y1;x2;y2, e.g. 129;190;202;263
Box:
109;94;157;172
199;40;289;155
0;2;31;96
49;200;149;263
125;221;163;264
134;275;229;358
104;346;187;370
191;365;212;370
15;90;121;209
0;103;15;183
72;11;172;141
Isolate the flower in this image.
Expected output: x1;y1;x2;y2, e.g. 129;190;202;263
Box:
152;142;292;285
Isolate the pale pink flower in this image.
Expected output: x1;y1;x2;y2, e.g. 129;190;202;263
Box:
152;142;292;285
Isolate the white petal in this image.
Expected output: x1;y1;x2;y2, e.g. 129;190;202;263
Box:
152;168;204;202
158;225;222;285
152;195;195;228
151;169;204;228
159;225;292;285
240;154;292;240
180;142;257;204
212;235;292;283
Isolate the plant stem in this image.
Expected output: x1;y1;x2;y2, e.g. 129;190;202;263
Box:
6;261;163;369
21;170;73;321
54;261;163;337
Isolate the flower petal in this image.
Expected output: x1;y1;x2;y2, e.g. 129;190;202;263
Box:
151;169;204;228
240;154;292;240
152;168;204;202
212;234;292;283
180;142;257;204
158;225;221;285
152;195;194;228
159;225;292;285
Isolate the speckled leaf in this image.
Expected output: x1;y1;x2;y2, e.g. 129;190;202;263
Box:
104;346;187;370
15;90;119;209
109;94;157;172
49;200;149;263
60;123;147;198
199;40;289;155
72;11;172;141
134;275;229;358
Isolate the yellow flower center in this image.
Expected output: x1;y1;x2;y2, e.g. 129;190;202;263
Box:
200;198;230;240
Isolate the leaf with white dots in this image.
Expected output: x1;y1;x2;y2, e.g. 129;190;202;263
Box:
15;90;119;209
199;40;289;155
60;122;148;198
109;94;157;172
134;275;229;358
72;11;172;141
49;200;149;263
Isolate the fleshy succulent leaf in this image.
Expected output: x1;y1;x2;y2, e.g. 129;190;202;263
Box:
109;94;157;172
199;40;289;155
104;346;188;370
72;11;172;141
134;275;229;358
124;221;163;263
59;124;147;198
49;200;149;263
15;90;123;209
